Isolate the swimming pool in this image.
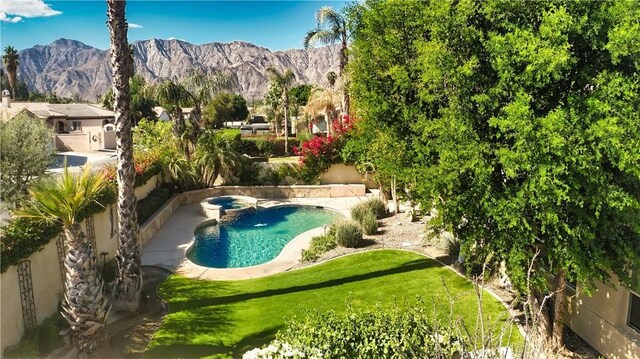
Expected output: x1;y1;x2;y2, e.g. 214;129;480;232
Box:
187;206;341;268
48;154;87;169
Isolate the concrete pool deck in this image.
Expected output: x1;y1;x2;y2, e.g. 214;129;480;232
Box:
141;196;365;280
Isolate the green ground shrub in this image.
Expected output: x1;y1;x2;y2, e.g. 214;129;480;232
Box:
255;305;466;358
136;185;174;225
4;311;65;359
360;211;378;235
363;197;387;219
334;221;363;248
255;137;275;157
301;234;337;262
350;202;370;223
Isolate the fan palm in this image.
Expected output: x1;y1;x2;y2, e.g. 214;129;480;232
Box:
266;67;295;155
3;46;19;100
304;7;350;116
107;0;142;311
196;130;240;186
16;165;111;356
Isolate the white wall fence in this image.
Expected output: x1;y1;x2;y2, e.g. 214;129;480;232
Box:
0;175;159;355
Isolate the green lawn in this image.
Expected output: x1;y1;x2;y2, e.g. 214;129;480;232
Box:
146;250;521;358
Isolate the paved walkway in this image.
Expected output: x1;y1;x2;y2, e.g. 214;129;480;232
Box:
141;196;365;280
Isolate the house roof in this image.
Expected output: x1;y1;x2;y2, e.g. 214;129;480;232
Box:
0;102;114;121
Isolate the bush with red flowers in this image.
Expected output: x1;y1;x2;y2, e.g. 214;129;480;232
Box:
293;116;353;183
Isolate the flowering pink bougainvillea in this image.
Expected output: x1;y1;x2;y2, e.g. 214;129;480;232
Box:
293;115;353;182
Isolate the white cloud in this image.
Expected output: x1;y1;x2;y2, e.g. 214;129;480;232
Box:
0;0;61;22
129;23;143;29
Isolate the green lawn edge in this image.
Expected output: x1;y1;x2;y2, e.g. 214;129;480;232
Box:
146;250;522;358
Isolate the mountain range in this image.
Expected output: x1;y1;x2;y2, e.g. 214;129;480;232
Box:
16;38;340;102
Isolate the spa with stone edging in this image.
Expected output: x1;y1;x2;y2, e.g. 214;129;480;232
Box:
199;195;258;221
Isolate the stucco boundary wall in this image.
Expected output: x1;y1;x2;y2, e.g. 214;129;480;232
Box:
222;163;378;189
0;174;160;356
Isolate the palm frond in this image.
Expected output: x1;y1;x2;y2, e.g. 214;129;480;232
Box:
304;29;340;48
15;165;109;227
316;6;342;28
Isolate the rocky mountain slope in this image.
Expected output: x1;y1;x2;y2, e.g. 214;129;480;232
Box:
17;38;340;101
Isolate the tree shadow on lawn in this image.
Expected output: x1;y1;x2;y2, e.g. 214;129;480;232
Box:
168;258;439;313
144;326;280;359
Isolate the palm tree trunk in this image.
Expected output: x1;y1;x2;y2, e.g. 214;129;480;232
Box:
107;0;142;311
62;224;111;357
283;96;289;156
339;43;349;118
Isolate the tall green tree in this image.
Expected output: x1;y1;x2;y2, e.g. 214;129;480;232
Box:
266;67;295;155
2;46;19;100
347;0;640;351
0;111;55;209
305;7;350;116
16;165;112;356
203;92;249;128
288;84;313;118
107;0;142;311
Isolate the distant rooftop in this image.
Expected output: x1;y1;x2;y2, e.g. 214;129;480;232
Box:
0;102;114;121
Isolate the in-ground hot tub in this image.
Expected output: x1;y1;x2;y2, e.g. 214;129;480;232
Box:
200;195;258;221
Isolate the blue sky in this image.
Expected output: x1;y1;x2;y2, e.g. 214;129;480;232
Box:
1;1;348;51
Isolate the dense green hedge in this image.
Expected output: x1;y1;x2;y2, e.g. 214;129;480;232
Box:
0;183;117;273
240;137;300;157
134;161;163;187
136;185;174;225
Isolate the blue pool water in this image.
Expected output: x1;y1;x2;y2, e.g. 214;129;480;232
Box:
49;154;88;169
187;206;341;268
208;197;251;210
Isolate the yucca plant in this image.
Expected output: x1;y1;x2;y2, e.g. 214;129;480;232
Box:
16;165;111;356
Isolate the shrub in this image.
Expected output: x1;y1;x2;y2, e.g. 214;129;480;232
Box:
301;234;336;262
437;234;461;257
360;211;378;235
4;311;65;358
334;221;363;248
255;136;275;157
363;197;387;219
247;305;466;358
136;185;174;225
350;202;370;223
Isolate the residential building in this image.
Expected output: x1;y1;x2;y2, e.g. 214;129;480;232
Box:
0;93;116;152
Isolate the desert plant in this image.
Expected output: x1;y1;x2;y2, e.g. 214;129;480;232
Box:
437;233;461;257
350;202;369;223
363;197;387;219
301;234;337;262
334;220;362;248
360;211;378;235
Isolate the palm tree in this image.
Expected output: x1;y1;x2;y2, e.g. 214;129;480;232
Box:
304;88;340;135
16;166;111;356
326;71;337;88
304;7;350;116
196;130;240;186
107;0;142;311
266;67;295;155
3;46;19;100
